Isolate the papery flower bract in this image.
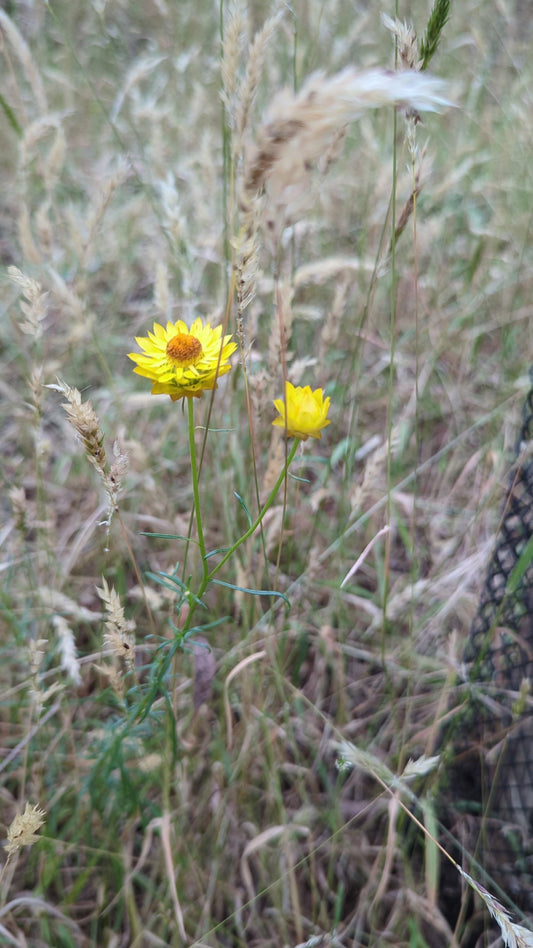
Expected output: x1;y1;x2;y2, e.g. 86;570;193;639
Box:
273;382;331;440
128;317;237;401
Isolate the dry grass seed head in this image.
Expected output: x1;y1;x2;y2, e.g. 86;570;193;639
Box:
458;868;533;948
56;378;106;474
53;380;128;526
27;637;61;714
93;661;125;702
220;1;246;125
233;222;261;336
229;10;286;332
8;265;48;338
97;577;136;674
381;13;422;72
4;803;46;857
234;7;283;146
106;440;129;512
52;614;82;685
243;67;449;237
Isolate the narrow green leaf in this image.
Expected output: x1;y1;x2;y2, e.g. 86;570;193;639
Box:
212;578;290;606
233;491;253;527
506;532;533;596
0;92;22;136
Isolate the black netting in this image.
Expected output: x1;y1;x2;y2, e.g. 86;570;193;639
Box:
447;374;533;915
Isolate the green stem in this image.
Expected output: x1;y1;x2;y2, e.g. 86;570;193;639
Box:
179;436;299;641
188;397;209;589
207;439;300;582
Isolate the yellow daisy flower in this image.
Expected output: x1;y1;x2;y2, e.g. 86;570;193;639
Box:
128;317;237;401
272;382;331;440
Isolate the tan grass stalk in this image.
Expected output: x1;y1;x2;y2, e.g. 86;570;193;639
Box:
17;202;42;264
294;255;376;288
240;824;310;903
82;159;130;268
340;525;390;587
34;198;52;257
110;55;165;122
0;9;47;113
158;811;187;941
233;558;249;621
268;278;293;377
47;268;92;341
371;790;400;910
19;115;63;173
350;431;400;513
17;116;66;263
319;275;349;359
224;650;266;749
43;126;66;193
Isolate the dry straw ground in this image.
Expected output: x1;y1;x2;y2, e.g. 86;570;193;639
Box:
1;1;532;946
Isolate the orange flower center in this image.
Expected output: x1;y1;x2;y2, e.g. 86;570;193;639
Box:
166;333;203;366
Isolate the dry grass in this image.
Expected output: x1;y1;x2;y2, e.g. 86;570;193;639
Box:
1;1;532;946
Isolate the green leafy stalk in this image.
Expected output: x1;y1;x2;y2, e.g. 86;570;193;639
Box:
207;439;299;583
176;438;300;642
419;0;451;70
188;397;209;589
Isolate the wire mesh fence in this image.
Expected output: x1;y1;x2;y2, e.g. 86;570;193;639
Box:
447;373;533;917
